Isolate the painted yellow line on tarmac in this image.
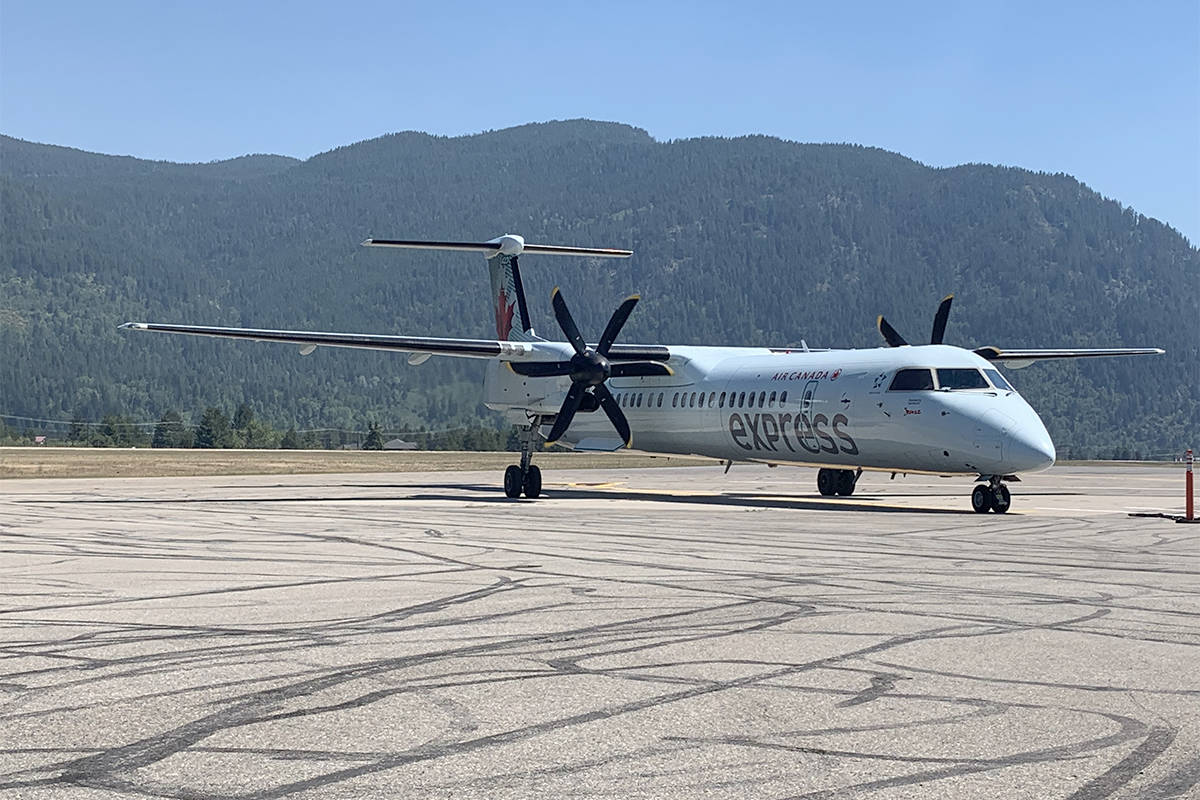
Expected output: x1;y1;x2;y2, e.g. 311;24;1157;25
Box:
559;481;627;489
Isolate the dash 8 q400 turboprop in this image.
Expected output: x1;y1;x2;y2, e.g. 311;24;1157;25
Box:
121;235;1163;513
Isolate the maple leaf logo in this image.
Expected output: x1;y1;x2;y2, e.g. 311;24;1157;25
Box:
495;287;515;339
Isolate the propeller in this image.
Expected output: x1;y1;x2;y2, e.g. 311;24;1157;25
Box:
877;294;954;347
509;288;672;447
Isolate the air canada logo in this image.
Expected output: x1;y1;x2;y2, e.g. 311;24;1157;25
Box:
772;369;842;382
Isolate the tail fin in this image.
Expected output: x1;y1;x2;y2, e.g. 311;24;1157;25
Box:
362;234;632;342
487;239;537;342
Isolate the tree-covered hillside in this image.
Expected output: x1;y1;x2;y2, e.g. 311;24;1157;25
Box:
1;120;1196;457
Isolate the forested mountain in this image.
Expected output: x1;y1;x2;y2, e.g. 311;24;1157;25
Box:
2;120;1196;457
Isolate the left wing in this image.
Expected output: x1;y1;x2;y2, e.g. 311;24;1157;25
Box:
974;346;1165;369
118;322;671;363
120;322;531;359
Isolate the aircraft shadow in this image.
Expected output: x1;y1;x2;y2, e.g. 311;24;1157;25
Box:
404;484;969;514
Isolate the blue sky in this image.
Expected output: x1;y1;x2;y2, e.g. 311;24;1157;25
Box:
2;1;1197;242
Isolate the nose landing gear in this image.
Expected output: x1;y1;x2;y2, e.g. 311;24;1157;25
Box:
972;476;1012;513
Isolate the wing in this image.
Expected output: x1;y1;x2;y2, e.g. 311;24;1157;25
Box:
973;346;1165;369
118;322;671;363
120;322;541;360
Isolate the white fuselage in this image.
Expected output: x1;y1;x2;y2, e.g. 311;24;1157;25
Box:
485;343;1056;476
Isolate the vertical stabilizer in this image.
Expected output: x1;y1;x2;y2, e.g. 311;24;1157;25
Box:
485;236;537;342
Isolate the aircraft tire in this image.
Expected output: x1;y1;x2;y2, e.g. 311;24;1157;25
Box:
523;465;542;499
991;484;1011;514
835;470;856;496
817;469;837;496
504;465;524;498
971;484;991;513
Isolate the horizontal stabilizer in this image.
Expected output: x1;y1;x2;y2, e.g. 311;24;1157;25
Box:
362;235;631;258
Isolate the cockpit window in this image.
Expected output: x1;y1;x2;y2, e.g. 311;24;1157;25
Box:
984;369;1014;391
936;368;989;390
889;368;934;391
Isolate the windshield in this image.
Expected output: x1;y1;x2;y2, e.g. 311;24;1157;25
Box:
936;368;989;390
889;368;934;390
984;369;1014;392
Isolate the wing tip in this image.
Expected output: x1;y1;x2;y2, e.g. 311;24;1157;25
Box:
119;322;146;330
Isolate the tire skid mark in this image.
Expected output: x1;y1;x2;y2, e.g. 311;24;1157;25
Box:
1;469;1196;798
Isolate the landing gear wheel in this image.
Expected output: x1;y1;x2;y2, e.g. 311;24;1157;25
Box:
522;464;542;499
504;465;524;498
971;484;991;514
817;469;837;496
835;470;857;497
990;484;1011;514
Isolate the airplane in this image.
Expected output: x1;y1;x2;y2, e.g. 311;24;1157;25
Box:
121;234;1164;513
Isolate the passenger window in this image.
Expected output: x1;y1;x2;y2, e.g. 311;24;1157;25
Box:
758;391;766;407
984;369;1014;392
699;392;707;407
780;391;787;405
718;391;726;408
936;368;989;390
637;393;643;407
748;392;755;408
708;393;716;408
657;393;663;408
672;393;678;408
888;369;934;391
738;392;746;408
768;391;776;407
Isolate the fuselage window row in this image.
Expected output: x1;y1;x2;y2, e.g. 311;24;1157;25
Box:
616;389;789;411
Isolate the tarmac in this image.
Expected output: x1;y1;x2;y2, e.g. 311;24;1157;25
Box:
0;464;1197;799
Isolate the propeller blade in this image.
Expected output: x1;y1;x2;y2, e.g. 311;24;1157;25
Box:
877;315;909;347
594;384;632;448
609;360;673;378
596;294;639;355
930;294;954;345
551;288;587;355
544;382;587;445
508;361;573;378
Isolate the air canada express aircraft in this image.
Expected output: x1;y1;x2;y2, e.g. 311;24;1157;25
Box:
122;235;1163;513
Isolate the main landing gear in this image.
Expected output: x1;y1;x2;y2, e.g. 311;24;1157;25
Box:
971;476;1012;514
503;419;543;499
817;468;860;497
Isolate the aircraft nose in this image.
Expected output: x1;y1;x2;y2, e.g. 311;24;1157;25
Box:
1003;413;1056;473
